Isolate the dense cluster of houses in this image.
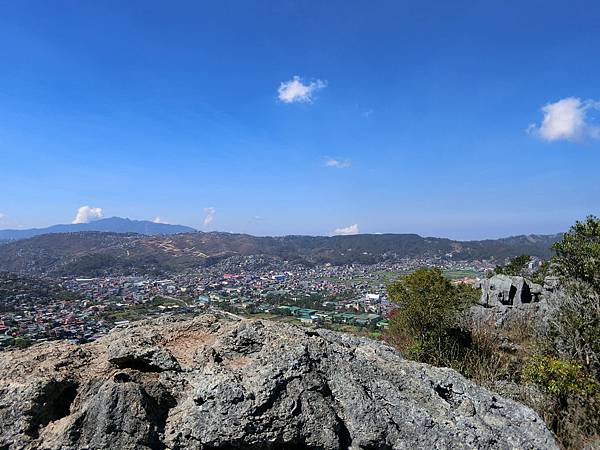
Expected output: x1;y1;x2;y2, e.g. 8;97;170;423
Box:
1;258;483;348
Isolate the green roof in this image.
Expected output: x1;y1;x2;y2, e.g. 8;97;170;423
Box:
278;305;301;311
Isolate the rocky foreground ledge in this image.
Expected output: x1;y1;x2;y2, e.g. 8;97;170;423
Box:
0;315;556;450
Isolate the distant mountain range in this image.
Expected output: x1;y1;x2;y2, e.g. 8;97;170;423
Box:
0;217;196;241
0;227;563;277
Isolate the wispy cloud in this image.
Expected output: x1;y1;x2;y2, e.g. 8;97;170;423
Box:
0;213;22;228
278;76;326;104
528;97;600;142
324;158;351;169
72;206;103;224
203;207;216;228
332;223;359;235
153;216;168;224
362;109;374;118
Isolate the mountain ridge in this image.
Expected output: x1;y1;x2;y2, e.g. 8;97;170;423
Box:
0;229;562;277
0;217;196;241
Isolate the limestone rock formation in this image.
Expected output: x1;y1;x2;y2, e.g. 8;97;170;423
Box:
477;274;546;308
471;275;558;326
0;315;557;449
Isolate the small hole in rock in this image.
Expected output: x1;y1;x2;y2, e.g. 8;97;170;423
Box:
113;372;131;383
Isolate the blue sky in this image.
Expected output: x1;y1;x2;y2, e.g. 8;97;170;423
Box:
1;0;599;239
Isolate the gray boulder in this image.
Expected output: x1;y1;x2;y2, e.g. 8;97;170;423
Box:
472;275;549;327
477;275;543;307
0;315;558;449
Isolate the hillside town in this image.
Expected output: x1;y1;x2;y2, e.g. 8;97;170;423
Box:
0;257;487;348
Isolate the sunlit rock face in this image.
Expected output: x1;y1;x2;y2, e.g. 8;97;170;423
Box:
0;315;557;450
471;275;566;327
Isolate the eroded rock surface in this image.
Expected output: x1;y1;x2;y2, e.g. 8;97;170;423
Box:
0;315;557;449
471;275;561;326
477;275;545;308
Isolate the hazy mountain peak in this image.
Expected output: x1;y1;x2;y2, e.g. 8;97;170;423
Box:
0;217;196;241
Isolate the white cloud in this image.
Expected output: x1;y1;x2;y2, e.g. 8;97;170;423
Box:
0;214;23;228
72;206;103;224
333;224;359;235
324;158;351;169
203;207;215;228
153;216;168;224
278;76;326;104
529;97;600;142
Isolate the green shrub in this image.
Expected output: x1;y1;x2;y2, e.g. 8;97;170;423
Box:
385;267;477;369
553;215;600;293
13;336;32;349
542;216;600;377
523;355;600;448
494;254;531;276
523;356;599;399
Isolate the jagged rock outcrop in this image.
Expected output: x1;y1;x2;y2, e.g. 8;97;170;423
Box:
477;275;544;308
0;315;557;449
471;275;560;326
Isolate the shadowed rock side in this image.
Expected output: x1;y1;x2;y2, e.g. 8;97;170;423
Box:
0;315;557;449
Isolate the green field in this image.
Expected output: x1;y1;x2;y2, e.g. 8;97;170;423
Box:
441;269;481;279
